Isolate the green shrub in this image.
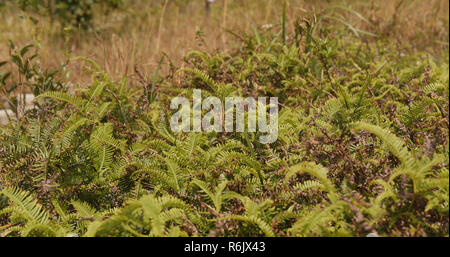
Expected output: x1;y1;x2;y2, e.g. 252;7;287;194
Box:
13;0;123;29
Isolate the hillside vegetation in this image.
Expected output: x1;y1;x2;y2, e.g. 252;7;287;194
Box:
0;0;448;237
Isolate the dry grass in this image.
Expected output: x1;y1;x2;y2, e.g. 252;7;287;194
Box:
0;0;448;85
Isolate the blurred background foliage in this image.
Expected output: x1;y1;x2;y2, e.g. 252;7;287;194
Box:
0;0;448;86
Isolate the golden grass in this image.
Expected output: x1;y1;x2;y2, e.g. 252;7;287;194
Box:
0;0;448;85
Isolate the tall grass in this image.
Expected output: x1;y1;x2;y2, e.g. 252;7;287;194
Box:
0;0;448;85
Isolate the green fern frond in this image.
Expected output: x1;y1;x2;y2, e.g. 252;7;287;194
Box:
352;121;412;166
37;91;86;110
219;215;275;237
1;187;49;225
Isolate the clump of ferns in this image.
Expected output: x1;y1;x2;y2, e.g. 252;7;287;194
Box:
183;50;228;77
351;122;448;234
0;186;123;237
0;187;71;237
84;194;191;237
0;17;448;236
0;59;147;203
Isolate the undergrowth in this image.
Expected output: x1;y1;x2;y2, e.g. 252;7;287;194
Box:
0;10;448;237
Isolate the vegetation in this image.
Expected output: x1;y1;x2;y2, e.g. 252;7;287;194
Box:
0;0;448;237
